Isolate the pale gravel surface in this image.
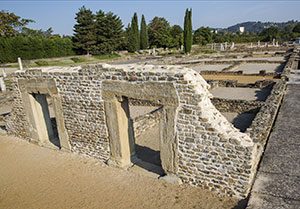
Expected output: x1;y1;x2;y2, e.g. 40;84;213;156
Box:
230;63;283;74
0;135;240;209
189;64;231;72
210;87;271;101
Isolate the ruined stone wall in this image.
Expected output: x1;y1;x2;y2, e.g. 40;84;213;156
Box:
211;98;262;113
6;64;260;198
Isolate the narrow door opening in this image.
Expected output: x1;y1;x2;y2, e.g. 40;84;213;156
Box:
128;98;164;176
29;93;60;148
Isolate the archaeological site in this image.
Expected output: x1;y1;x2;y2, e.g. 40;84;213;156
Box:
1;41;300;209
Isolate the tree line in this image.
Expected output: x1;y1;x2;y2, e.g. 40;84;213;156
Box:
1;7;300;64
73;6;193;55
0;10;74;63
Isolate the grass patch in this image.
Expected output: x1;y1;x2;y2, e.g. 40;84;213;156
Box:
70;57;87;63
93;53;121;60
35;60;49;66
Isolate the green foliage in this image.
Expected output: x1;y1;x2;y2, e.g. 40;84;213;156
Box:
260;26;279;42
193;27;212;45
35;60;49;66
73;6;96;55
140;15;149;50
94;10;124;54
128;13;139;52
293;23;300;33
93;53;120;60
148;17;172;48
0;10;33;37
183;9;192;53
70;57;86;63
170;25;183;49
0;36;74;63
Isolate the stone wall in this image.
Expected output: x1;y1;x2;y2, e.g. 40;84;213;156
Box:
133;107;161;137
6;64;262;198
211;98;262;113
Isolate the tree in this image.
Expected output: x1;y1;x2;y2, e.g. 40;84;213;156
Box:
170;25;183;49
0;10;33;37
193;27;212;45
140;14;149;50
148;17;172;48
293;23;300;33
183;8;192;53
94;10;124;54
260;26;279;42
128;12;139;52
73;6;96;55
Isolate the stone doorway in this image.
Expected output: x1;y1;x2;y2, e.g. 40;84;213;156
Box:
29;93;60;148
103;81;179;178
18;79;70;151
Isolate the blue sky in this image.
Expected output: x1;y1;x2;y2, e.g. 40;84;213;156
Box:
1;1;299;35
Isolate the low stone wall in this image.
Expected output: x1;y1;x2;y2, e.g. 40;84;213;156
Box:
246;80;286;146
211;98;262;113
207;80;275;89
201;70;275;76
133;107;161;137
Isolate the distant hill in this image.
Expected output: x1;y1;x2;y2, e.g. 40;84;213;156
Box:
223;20;299;33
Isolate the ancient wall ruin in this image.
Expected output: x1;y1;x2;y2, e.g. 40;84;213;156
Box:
6;63;278;198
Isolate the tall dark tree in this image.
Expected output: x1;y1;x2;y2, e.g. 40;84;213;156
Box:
140;15;149;50
148;17;172;48
128;12;139;52
183;8;192;53
73;6;96;55
94;10;124;54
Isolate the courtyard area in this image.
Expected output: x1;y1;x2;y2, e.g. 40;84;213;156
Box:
0;135;240;209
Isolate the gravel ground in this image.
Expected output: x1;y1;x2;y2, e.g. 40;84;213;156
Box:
0;135;241;209
210;87;271;101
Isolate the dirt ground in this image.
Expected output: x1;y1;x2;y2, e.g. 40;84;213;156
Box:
0;135;241;209
202;74;277;84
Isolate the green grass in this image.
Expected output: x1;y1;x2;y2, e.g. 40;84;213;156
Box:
93;53;121;60
1;53;123;68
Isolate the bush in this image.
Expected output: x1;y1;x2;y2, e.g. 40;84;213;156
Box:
35;60;49;66
70;57;86;63
0;36;75;63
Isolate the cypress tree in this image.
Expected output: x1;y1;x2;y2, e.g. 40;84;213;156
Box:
184;8;192;54
73;6;96;55
140;14;149;50
128;12;139;52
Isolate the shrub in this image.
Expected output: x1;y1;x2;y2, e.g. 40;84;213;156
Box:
35;60;49;66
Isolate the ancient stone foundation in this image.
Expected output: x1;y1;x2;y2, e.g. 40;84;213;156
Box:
6;63;282;198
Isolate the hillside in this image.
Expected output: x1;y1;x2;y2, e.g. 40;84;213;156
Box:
224;20;299;33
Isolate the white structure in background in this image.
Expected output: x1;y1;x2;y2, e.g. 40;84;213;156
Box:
239;26;245;33
0;69;6;92
18;57;23;71
220;43;225;51
258;41;261;47
230;42;235;50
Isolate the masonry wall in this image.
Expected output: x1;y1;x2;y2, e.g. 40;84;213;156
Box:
6;64;261;198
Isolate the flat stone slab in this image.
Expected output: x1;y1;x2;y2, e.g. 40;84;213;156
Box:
252;172;300;200
247;84;300;208
247;193;300;209
259;153;300;176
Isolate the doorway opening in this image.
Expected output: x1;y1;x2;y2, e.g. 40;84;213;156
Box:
128;99;164;175
29;93;60;148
